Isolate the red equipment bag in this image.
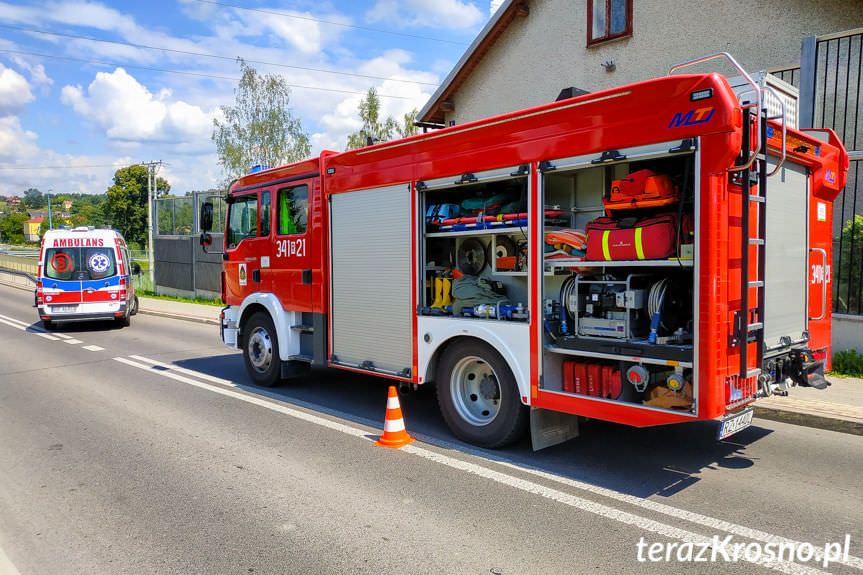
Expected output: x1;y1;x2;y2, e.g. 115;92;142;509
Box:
601;365;622;400
563;360;575;393
586;214;677;261
606;169;679;211
587;363;601;397
574;362;587;395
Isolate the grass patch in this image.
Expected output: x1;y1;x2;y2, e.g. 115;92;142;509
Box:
831;349;863;378
137;290;224;307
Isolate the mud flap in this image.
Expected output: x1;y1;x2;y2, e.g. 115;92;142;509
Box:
530;407;580;451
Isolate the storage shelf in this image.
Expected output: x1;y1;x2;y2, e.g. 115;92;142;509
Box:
544;258;693;269
545;344;694;368
427;227;529;238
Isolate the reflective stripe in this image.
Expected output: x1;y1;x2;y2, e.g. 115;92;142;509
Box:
383;418;406;433
635;227;645;260
387;396;401;410
601;230;612;260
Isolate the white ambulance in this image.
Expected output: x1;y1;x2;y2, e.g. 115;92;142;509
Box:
36;227;140;329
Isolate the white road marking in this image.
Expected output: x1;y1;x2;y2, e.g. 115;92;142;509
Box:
82;345;104;352
128;355;236;386
0;313;29;328
0;544;21;575
52;333;72;339
0;317;25;331
35;333;60;341
114;354;849;575
493;461;863;570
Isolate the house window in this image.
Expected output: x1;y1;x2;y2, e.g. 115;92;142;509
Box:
587;0;632;46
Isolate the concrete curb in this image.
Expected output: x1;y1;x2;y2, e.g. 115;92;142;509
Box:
754;406;863;436
136;307;220;326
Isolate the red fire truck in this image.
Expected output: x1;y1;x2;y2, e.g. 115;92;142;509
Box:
200;54;848;449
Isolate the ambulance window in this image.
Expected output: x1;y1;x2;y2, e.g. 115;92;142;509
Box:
277;185;307;235
226;195;258;249
260;191;271;237
83;247;116;279
44;248;78;280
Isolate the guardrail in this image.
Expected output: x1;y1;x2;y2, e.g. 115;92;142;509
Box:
0;253;38;276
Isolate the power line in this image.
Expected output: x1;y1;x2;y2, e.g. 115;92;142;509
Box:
0;48;415;99
0;163;125;171
190;0;469;46
0;23;440;87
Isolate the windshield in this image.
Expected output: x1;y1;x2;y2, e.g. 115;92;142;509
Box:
43;246;117;280
226;195;259;249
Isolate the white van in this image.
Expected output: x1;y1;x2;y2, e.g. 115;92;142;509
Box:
36;227;140;328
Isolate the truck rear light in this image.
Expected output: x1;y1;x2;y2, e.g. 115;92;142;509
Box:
36;280;44;305
118;276;127;299
221;271;226;303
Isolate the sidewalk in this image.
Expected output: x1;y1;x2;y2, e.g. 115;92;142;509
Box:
754;375;863;436
0;269;860;436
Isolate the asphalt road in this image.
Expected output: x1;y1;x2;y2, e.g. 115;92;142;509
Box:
0;283;861;574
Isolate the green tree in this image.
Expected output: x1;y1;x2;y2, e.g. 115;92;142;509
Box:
0;212;28;244
212;59;311;183
346;88;418;150
23;188;43;209
102;165;170;248
836;214;863;314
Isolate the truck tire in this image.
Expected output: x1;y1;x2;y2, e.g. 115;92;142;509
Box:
243;311;281;387
437;340;528;448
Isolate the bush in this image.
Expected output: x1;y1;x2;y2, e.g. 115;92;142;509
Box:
831;349;863;377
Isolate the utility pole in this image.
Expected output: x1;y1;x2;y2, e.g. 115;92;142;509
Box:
141;160;162;287
46;187;53;230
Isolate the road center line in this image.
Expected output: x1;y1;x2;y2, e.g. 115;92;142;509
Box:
113;354;840;575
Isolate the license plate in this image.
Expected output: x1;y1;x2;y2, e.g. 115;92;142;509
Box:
52;305;78;313
718;407;754;440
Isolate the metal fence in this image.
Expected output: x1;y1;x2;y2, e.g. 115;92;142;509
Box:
155;192;226;236
799;29;863;315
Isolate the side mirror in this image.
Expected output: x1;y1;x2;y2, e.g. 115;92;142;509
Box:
132;262;141;275
200;202;214;232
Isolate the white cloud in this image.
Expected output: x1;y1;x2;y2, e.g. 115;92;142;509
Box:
0;115;38;161
0;64;34;114
61;67;215;150
366;0;483;29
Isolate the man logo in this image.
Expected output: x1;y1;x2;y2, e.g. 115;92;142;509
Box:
668;107;714;129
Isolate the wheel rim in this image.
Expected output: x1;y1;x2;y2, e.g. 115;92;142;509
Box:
247;326;273;373
450;355;501;426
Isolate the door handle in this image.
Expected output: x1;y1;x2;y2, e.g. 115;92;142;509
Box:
808;247;828;321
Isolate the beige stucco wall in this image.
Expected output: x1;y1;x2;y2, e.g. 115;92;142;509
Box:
445;0;862;125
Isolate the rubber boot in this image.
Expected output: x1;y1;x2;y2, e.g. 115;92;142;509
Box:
440;277;453;309
430;277;444;309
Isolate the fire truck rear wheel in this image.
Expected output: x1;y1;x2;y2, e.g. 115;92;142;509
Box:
243;311;281;387
437;340;528;448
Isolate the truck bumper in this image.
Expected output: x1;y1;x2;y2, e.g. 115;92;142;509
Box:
221;305;239;349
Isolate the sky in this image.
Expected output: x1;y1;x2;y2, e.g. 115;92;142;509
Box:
0;0;501;197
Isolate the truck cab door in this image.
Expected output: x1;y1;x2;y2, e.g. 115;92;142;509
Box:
271;182;312;312
224;191;270;302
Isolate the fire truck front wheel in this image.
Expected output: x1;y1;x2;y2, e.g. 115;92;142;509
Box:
437;340;528;448
243;311;281;387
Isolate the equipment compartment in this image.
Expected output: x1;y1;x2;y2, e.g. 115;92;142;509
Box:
540;140;697;413
420;167;534;320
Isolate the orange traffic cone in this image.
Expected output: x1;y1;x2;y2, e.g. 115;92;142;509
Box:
375;385;416;448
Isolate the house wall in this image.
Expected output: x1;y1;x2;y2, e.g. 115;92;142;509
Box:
445;0;861;125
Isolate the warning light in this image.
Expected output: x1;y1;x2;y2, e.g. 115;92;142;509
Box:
690;89;713;101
